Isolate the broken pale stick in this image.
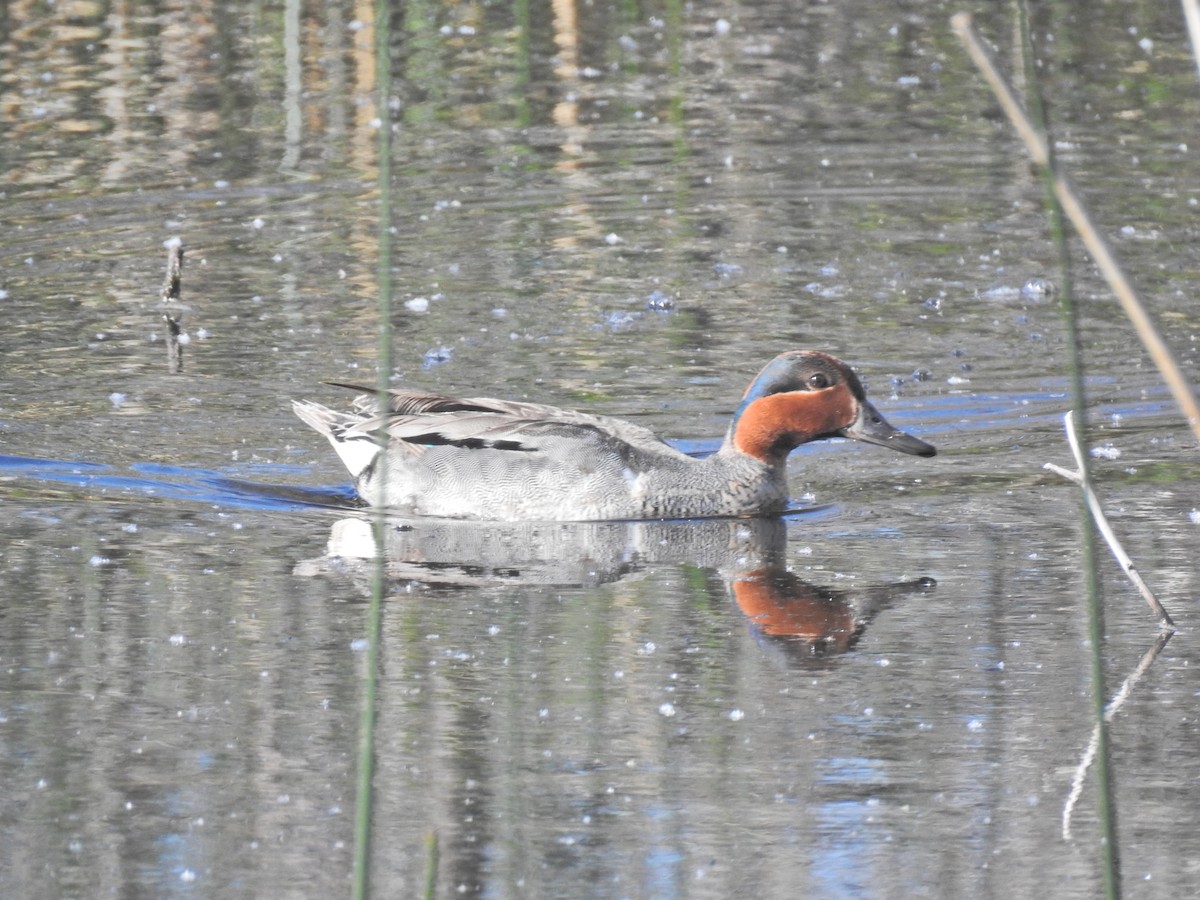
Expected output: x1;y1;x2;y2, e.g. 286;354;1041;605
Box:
952;12;1200;443
1043;411;1175;629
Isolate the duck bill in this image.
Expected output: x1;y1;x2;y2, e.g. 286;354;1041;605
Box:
840;401;936;458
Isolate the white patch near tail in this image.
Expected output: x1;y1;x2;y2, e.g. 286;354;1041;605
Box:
292;399;381;481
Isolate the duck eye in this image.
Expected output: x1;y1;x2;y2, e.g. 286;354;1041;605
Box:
806;373;831;390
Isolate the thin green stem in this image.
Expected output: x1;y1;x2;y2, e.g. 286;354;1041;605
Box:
422;830;440;900
1015;4;1120;895
352;2;394;897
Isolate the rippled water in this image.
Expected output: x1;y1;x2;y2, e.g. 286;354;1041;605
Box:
2;1;1199;897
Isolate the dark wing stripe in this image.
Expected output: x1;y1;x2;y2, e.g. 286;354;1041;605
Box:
404;433;534;452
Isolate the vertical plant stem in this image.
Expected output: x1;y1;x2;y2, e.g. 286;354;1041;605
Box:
1014;5;1120;895
423;830;440;900
352;2;394;898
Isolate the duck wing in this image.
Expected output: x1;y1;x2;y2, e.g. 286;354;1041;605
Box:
329;385;682;457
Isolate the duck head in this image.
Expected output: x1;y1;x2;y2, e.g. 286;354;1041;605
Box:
727;350;937;464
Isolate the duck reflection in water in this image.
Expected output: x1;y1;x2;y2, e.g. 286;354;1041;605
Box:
295;514;934;664
730;566;934;665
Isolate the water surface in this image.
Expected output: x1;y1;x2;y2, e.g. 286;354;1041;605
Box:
2;1;1199;897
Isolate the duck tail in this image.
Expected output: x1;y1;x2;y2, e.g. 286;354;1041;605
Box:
292;399;381;482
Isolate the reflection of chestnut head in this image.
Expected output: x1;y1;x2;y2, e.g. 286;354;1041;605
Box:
732;573;937;664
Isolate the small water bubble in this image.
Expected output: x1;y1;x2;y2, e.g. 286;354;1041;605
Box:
728;709;745;721
645;289;675;310
604;311;640;331
658;703;676;717
350;638;369;652
1021;277;1055;300
1090;444;1121;460
422;346;453;368
168;634;186;646
251;217;265;230
714;18;731;36
404;297;429;312
604;233;623;245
